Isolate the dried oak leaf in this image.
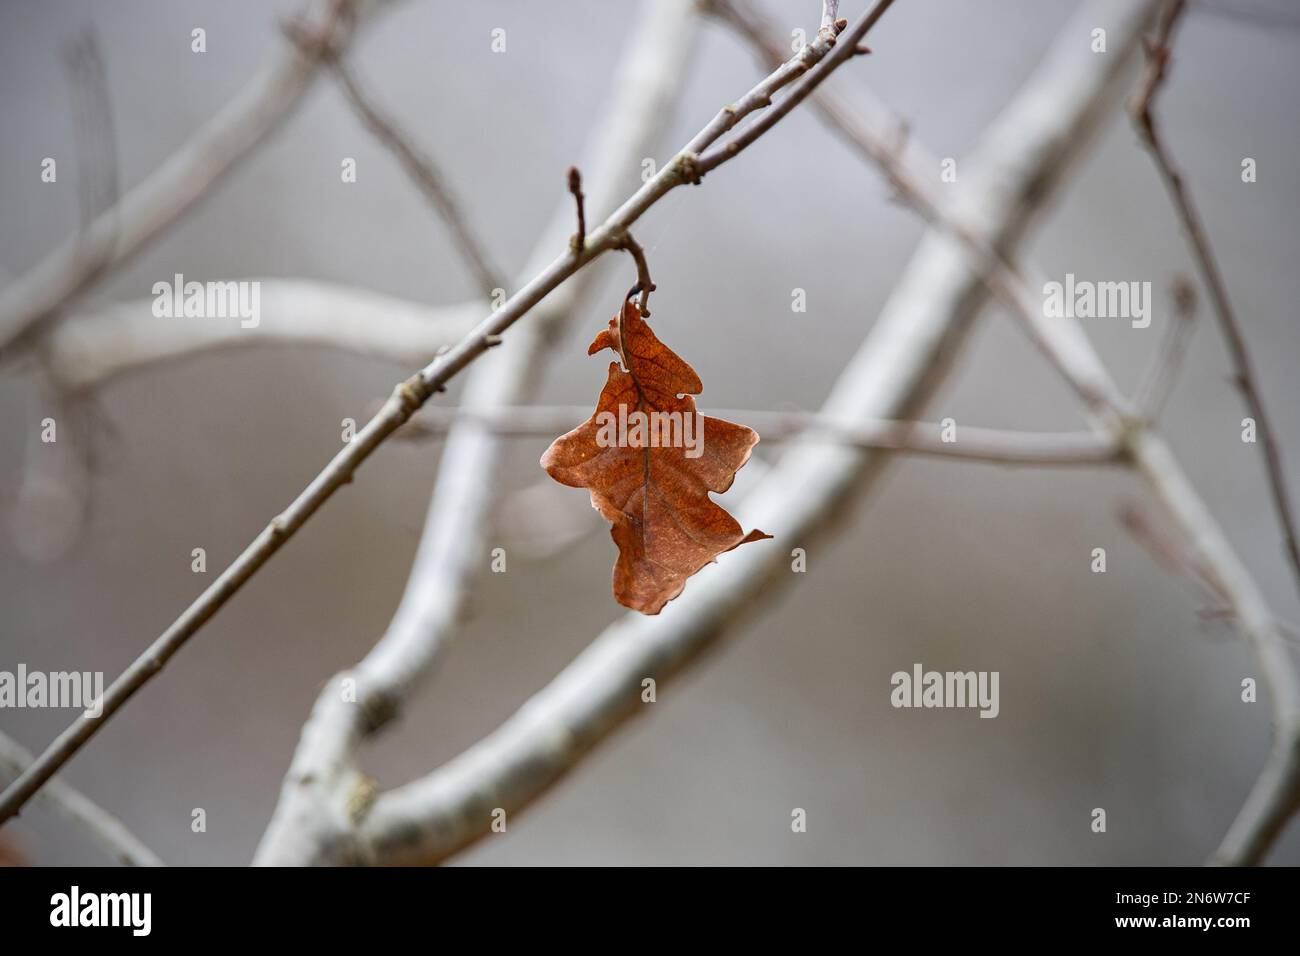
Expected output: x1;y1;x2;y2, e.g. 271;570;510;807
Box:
541;295;770;614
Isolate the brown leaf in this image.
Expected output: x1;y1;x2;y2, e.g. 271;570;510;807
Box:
541;295;770;614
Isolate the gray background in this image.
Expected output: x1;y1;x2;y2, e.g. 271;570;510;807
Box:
1;0;1298;865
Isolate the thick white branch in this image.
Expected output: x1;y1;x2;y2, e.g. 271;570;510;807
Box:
349;0;1155;865
0;0;395;357
43;280;477;391
254;0;704;865
725;0;1298;865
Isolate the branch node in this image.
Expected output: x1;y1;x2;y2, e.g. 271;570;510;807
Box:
394;374;427;421
675;152;703;186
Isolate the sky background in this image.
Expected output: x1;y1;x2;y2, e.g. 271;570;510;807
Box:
2;0;1299;865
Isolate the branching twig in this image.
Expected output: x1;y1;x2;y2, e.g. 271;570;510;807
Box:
306;0;1154;865
0;0;902;834
1130;0;1300;607
255;0;706;867
0;730;162;867
719;0;1299;865
0;0;383;360
696;4;884;176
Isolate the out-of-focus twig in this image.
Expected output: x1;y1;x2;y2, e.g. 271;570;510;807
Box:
1131;0;1300;609
722;0;1300;866
1124;1;1300;865
254;0;711;867
41;279;479;392
1135;275;1197;420
164;0;872;860
12;27;121;561
393;404;1120;466
64;26;119;272
312;49;506;300
1121;500;1227;607
334;0;1156;865
0;730;162;867
0;0;386;360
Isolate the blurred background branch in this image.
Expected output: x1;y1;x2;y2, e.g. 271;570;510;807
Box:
1;0;1296;866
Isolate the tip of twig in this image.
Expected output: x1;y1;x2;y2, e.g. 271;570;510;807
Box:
567;166;581;193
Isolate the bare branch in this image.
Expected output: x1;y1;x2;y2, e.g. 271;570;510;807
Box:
0;730;162;867
395;404;1119;467
325;3;1154;865
0;0;901;835
696;0;889;175
0;0;386;360
41;280;478;392
255;0;706;867
319;52;507;300
251;0;902;865
1131;0;1300;607
1134;275;1197;420
718;0;1299;865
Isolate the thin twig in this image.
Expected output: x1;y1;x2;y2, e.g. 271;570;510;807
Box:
319;50;507;300
1135;275;1197;420
0;730;163;866
719;0;1300;865
12;28;122;560
393;404;1119;466
1120;501;1227;607
696;3;883;176
64;26;119;264
567;166;586;255
617;232;656;316
0;0;899;829
304;1;1155;865
256;0;704;866
1131;0;1300;606
0;0;380;360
